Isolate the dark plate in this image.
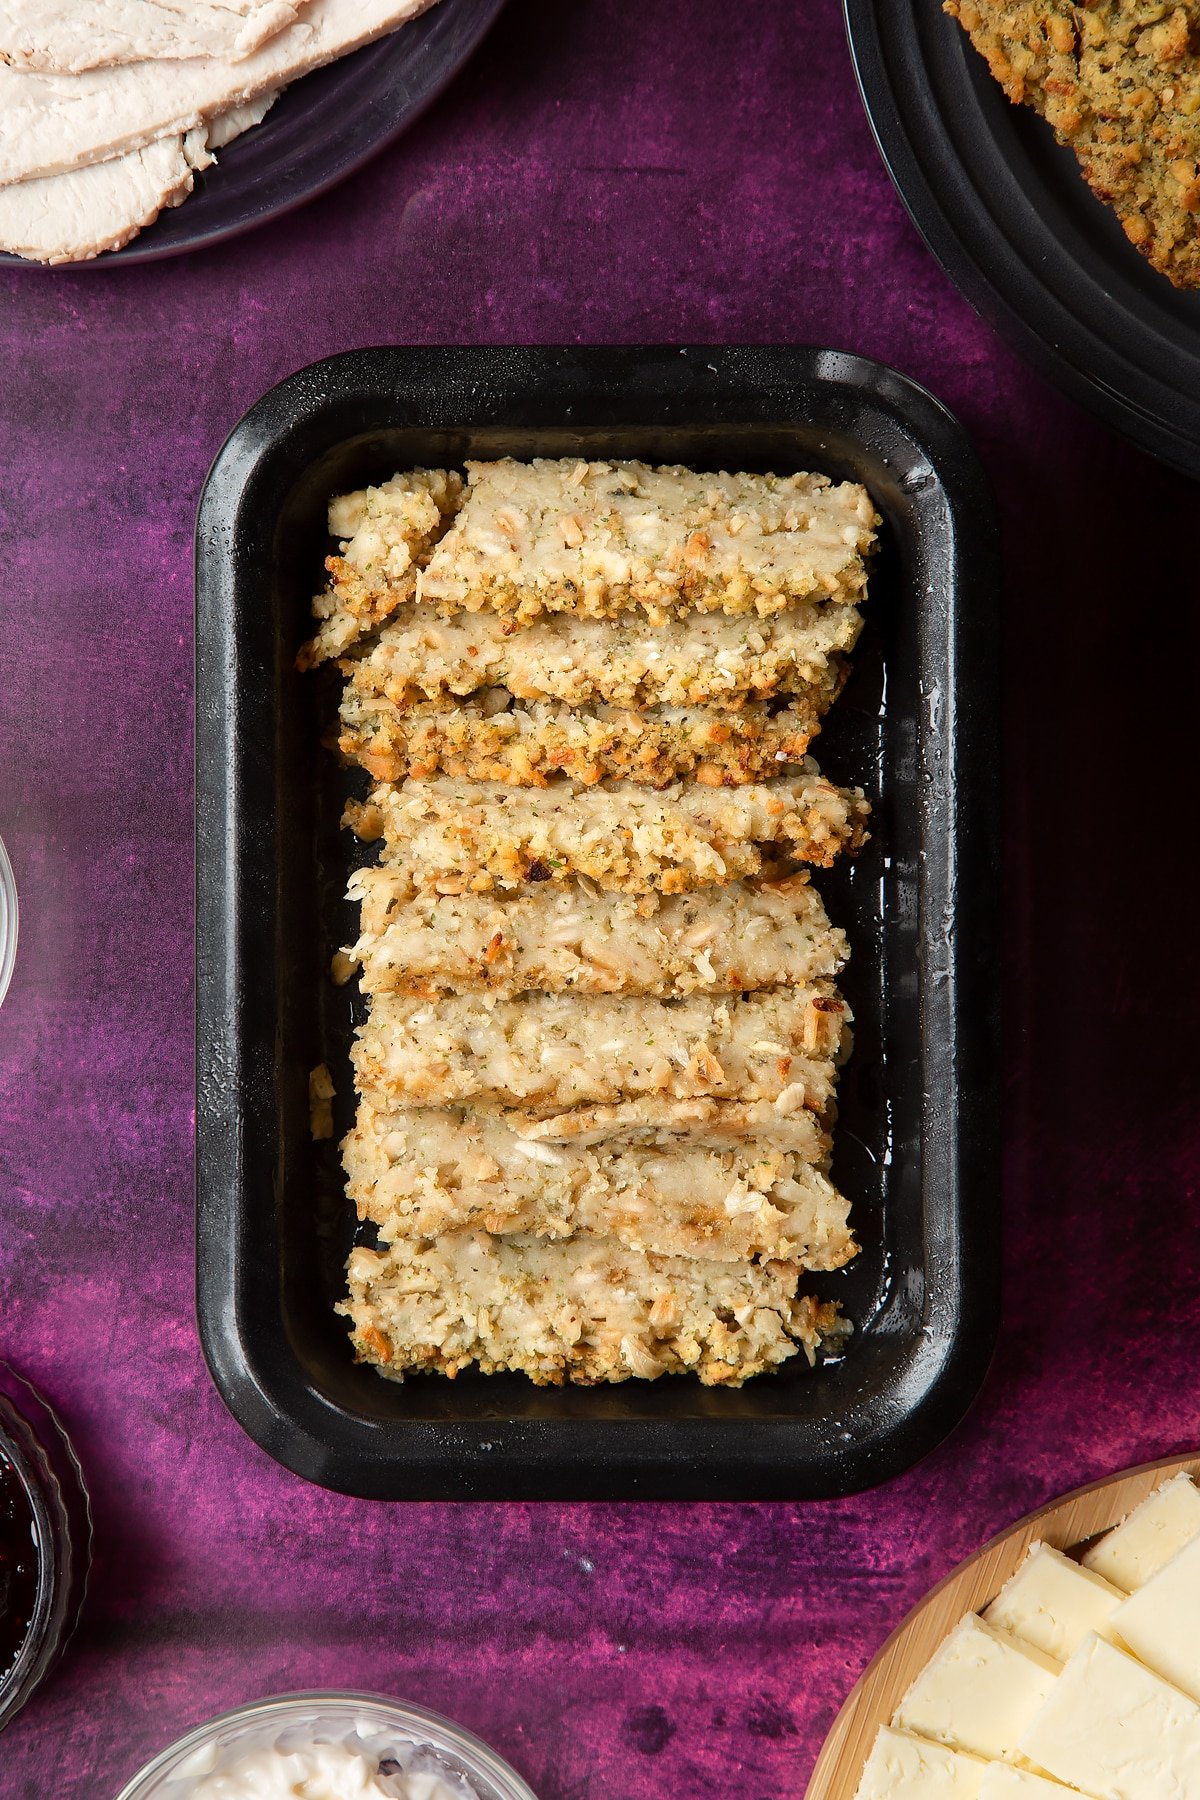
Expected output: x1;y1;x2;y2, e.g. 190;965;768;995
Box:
0;0;504;269
845;0;1200;478
194;345;1001;1501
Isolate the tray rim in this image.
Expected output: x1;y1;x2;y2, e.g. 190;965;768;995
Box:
805;1448;1200;1800
843;0;1200;480
194;342;1001;1500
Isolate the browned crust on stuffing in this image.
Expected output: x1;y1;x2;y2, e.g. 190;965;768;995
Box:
343;766;869;897
945;0;1200;286
412;458;879;623
340;1235;849;1386
337;683;843;787
341;871;849;1000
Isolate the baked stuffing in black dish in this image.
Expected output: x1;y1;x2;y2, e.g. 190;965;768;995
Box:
195;344;1000;1500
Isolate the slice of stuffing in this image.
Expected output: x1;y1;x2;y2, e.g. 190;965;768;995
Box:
340;870;849;999
351;987;850;1111
343;764;869;895
342;1101;854;1267
341;1232;848;1386
345;595;862;709
297;468;463;668
337;687;841;787
412;457;878;622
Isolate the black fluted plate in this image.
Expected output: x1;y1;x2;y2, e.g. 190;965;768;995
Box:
845;0;1200;478
1;0;505;269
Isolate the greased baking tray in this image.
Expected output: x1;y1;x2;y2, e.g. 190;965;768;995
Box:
195;345;1000;1501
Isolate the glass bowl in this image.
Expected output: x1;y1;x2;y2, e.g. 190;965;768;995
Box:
115;1693;539;1800
0;1365;92;1733
0;833;17;1008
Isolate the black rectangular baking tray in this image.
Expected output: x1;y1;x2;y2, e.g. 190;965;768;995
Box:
195;344;1000;1501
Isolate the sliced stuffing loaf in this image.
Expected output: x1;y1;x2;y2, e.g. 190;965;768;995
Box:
339;870;849;999
343;764;868;895
338;689;840;787
413;457;877;622
344;1102;855;1268
342;1232;847;1385
344;597;862;710
352;987;849;1112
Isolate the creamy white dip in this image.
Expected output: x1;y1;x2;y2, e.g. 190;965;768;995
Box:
161;1716;477;1800
185;1745;460;1800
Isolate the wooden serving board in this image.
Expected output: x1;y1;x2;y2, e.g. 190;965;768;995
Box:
805;1450;1200;1800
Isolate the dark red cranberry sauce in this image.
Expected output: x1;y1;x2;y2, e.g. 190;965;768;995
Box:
0;1448;37;1680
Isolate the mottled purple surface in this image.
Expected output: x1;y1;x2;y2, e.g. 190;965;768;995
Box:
1;2;1198;1796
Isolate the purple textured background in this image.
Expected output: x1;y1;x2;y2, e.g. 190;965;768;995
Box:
1;2;1198;1796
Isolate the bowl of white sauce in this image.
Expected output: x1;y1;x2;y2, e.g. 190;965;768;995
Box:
114;1694;539;1800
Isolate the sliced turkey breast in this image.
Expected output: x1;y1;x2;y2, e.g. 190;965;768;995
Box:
204;88;277;147
0;0;433;186
0;1;302;72
0;91;274;262
0;129;208;261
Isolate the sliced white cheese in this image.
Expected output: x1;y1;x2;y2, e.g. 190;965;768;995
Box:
1111;1529;1200;1703
1019;1632;1200;1800
978;1766;1076;1800
1082;1472;1200;1592
984;1542;1123;1663
893;1615;1061;1764
855;1728;988;1800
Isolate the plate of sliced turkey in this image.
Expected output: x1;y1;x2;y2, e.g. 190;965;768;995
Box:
0;0;505;265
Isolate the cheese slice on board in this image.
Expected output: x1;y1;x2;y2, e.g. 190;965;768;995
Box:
978;1767;1076;1800
1081;1471;1200;1591
984;1542;1123;1663
1111;1530;1200;1703
893;1616;1061;1764
855;1728;988;1800
1019;1632;1200;1800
